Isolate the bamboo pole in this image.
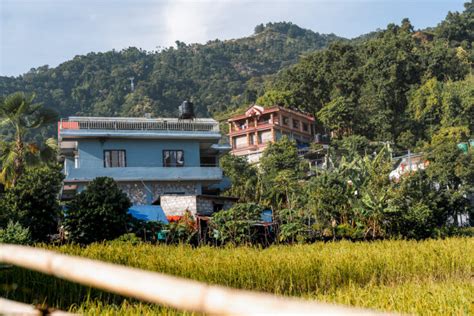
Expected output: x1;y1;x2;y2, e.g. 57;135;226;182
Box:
0;298;75;316
0;244;387;315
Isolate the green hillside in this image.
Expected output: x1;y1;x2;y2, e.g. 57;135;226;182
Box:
1;2;473;145
0;22;341;121
257;2;473;145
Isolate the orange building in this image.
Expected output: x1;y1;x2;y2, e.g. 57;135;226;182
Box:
228;105;316;163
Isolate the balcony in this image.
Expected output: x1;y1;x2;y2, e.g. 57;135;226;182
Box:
64;166;223;182
59;117;221;140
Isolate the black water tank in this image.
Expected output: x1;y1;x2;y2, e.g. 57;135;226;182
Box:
179;100;195;119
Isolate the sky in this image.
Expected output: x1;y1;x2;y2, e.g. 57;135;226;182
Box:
0;0;467;77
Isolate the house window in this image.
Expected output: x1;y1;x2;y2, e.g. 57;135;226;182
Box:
293;119;300;129
302;122;309;132
201;156;217;167
282;116;289;126
258;115;270;125
163;150;184;167
104;150;126;168
213;203;224;213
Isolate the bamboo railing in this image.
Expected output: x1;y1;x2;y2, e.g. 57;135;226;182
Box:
0;298;75;315
0;244;387;315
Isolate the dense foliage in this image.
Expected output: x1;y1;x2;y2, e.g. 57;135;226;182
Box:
211;203;263;244
259;3;473;145
220;135;473;243
0;92;58;186
64;177;132;244
0;221;31;245
0;22;340;131
0;166;63;242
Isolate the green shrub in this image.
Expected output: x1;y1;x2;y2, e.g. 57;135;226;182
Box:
211;203;263;245
64;177;132;244
0;221;31;244
110;233;143;245
0;166;63;242
449;226;474;237
276;208;311;243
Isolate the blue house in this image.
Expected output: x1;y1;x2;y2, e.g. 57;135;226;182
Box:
58;115;233;217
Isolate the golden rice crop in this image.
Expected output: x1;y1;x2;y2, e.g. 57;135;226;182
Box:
1;237;473;315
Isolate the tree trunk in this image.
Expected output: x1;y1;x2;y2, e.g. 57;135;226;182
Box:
12;135;24;186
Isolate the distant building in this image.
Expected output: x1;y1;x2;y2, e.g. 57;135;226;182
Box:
389;152;428;181
227;105;316;163
58;115;234;218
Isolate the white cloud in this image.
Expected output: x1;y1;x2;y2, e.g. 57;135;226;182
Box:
160;0;236;46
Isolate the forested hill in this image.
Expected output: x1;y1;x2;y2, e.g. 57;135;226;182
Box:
256;2;473;146
0;22;342;120
1;1;473;146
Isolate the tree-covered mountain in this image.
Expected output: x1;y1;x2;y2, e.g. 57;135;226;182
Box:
257;2;473;146
0;22;341;124
1;1;473;147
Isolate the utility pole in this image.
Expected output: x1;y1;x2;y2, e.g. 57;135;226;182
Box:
128;77;135;92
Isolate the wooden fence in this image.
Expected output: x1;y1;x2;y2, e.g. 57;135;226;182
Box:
0;244;387;315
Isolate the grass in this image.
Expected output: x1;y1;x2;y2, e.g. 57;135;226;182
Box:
1;238;473;315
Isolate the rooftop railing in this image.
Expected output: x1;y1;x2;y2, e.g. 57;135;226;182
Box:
59;117;220;132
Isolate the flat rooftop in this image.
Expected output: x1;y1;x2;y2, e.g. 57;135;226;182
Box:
58;116;221;140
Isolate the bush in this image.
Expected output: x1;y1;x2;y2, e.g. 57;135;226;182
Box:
0;221;31;244
165;211;197;244
275;208;311;243
128;218;163;243
0;166;63;242
211;203;263;245
110;233;143;245
64;177;132;244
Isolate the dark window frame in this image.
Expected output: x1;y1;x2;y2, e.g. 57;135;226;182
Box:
293;119;300;129
103;149;127;168
302;122;309;132
163;149;185;167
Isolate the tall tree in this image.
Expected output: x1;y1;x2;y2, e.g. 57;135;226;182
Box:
1;166;63;242
0;92;57;186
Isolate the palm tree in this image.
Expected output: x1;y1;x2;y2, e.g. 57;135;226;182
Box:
0;92;57;186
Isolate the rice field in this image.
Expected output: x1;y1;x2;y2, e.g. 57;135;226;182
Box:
1;238;473;315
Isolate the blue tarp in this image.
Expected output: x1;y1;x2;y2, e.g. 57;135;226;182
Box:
260;209;273;223
128;205;169;224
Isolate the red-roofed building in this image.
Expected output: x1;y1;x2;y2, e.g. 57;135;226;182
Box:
227;105;316;163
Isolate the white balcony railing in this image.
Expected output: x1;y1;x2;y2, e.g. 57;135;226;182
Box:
60;117;219;132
